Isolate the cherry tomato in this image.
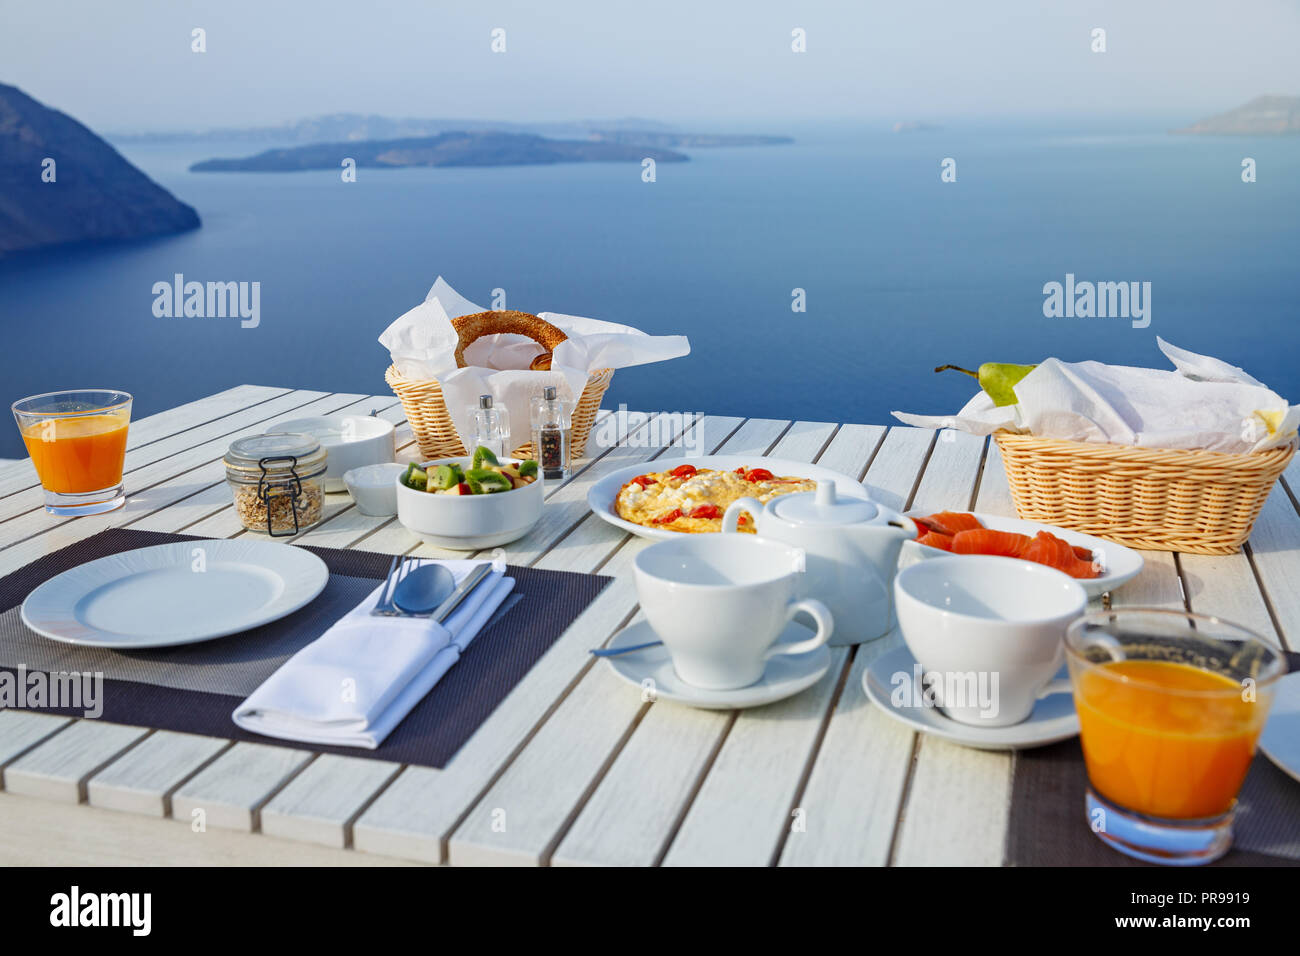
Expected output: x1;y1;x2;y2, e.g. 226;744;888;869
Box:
669;464;697;479
652;508;682;524
631;475;657;489
745;468;775;482
688;504;721;519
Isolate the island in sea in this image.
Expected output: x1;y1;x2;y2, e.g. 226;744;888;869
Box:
1173;95;1300;135
114;112;793;150
0;83;200;257
190;131;692;172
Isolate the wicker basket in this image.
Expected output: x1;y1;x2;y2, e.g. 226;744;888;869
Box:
994;432;1296;555
385;364;614;462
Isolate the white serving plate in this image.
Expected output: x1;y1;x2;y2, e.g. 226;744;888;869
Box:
21;540;329;649
863;644;1079;750
900;510;1144;599
588;455;870;541
396;456;544;550
1259;671;1300;785
278;415;396;492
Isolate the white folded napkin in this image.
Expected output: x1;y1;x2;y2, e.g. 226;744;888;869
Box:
232;560;515;749
892;338;1299;454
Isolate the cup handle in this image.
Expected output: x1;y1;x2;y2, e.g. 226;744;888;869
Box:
1036;678;1073;699
721;497;765;534
765;598;833;658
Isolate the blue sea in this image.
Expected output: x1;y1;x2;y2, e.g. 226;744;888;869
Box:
3;117;1298;459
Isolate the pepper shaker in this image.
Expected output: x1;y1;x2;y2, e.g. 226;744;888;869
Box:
530;385;571;480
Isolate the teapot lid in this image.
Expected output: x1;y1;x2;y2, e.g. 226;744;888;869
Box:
771;482;879;525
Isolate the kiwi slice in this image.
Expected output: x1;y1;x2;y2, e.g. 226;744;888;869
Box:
472;446;500;470
517;459;538;478
466;467;511;493
403;463;428;491
428;464;459;491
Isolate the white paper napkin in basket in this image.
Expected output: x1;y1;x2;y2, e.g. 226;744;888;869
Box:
232;560;514;749
379;277;690;453
892;338;1299;454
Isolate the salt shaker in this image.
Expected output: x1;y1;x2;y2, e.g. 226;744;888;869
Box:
530;385;571;480
469;394;510;458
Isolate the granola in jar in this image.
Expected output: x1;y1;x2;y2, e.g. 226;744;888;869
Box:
224;433;328;536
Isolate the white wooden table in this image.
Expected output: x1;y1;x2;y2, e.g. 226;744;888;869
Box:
0;385;1296;866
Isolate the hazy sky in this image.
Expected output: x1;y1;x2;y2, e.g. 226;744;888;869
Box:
4;0;1299;130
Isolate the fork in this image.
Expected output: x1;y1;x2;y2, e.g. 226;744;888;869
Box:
371;554;416;616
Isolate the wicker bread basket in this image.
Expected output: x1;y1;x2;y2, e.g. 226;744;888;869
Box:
995;431;1296;555
386;364;613;462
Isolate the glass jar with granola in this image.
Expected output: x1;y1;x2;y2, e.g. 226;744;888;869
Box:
223;432;327;536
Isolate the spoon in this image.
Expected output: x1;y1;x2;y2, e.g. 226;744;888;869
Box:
392;563;457;616
590;640;664;658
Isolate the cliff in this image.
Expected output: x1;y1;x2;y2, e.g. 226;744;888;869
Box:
1173;96;1300;135
0;83;200;256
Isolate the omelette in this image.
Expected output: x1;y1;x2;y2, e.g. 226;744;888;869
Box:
615;464;816;533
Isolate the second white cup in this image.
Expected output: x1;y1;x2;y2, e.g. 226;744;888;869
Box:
633;535;833;690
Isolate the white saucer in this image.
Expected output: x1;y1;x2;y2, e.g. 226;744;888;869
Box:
1260;672;1300;784
601;619;832;710
863;644;1080;750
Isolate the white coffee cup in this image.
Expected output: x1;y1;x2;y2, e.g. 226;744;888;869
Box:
894;555;1087;727
633;535;833;690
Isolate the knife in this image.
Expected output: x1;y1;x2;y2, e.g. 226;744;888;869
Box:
432;562;495;624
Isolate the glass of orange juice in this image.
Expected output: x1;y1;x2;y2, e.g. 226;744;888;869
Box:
12;389;132;516
1065;608;1286;865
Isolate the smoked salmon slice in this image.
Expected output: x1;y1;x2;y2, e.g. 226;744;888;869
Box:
951;529;1031;558
916;532;954;551
927;511;984;533
1020;531;1099;579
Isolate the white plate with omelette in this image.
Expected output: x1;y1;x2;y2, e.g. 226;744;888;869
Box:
588;455;870;541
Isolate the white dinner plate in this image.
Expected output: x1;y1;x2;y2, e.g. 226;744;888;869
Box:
602;619;832;710
21;540;330;649
900;510;1144;599
588;454;870;541
863;644;1080;750
1259;671;1300;785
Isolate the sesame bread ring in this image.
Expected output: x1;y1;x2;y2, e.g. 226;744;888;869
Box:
452;310;568;369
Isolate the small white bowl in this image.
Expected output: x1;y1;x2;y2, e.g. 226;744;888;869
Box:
278;415;396;492
343;463;407;517
396;456;543;550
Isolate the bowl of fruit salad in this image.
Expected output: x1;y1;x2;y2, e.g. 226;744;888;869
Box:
395;446;543;550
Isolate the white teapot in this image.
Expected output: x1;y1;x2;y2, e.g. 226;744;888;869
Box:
722;483;917;645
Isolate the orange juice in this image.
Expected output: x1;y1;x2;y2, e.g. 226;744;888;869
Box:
1074;660;1266;819
21;412;129;493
